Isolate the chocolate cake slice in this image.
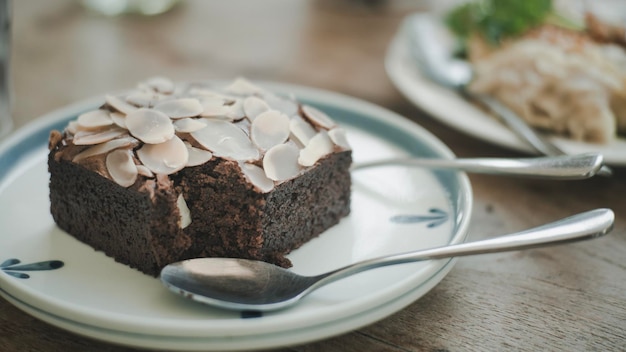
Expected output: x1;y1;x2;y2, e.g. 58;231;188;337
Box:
48;77;352;277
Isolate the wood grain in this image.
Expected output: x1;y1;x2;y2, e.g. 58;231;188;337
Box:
2;1;625;351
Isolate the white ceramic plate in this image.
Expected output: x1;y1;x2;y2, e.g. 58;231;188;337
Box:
385;18;626;166
0;83;472;351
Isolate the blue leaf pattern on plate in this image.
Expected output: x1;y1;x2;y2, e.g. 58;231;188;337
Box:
1;258;64;279
390;208;449;228
240;310;263;319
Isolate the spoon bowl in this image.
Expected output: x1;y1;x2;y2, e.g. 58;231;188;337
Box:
161;208;614;311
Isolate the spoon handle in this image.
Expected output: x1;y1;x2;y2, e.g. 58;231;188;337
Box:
351;153;602;180
312;209;614;290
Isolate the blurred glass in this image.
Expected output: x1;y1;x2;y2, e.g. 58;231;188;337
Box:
0;0;11;139
81;0;180;17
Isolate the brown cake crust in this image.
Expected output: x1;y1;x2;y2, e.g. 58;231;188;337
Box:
49;154;191;275
176;151;352;267
49;143;351;276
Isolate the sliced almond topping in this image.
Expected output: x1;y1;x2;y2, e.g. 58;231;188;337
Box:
225;99;246;121
302;105;337;130
66;121;79;135
225;77;265;96
145;76;175;94
136;135;189;175
298;131;334;167
184;141;213;167
106;95;139;115
73;136;139;162
191;119;260;161
77;110;114;129
200;97;231;118
106;149;138;187
72;126;127;145
136;164;155;178
243;96;270;121
111;112;127;129
126;91;160;107
264;93;299;116
173;118;207;133
188;87;221;97
289;115;317;146
188;87;237;102
240;163;274;193
328;127;351;150
125;108;175;144
154;98;203;119
251;110;290;151
176;194;192;229
263;143;301;181
234;119;251;136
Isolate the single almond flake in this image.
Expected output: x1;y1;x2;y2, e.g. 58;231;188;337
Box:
289;115;317;146
174;118;207;133
191;119;260;161
240;163;274;193
106;149;138;187
328;127;351;150
251;110;291;150
72;126;127;145
176;194;192;229
200;97;231;118
66;121;79;135
225;77;265;96
188;87;221;97
136;164;155;178
298;131;334;167
225;99;246;121
77;110;114;129
234;119;252;137
302;105;337;130
144;76;175;94
188;87;237;102
137;135;189;175
125;108;175;144
263;143;301;181
110;112;127;129
264;93;299;117
137;82;172;97
243;96;270;121
184;141;213;166
154;98;203;119
106;95;139;115
126;91;160;107
73;136;139;162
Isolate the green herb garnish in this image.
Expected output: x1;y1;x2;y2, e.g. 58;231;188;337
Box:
445;0;553;47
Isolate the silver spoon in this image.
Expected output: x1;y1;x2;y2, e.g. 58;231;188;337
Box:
161;208;614;312
404;14;613;177
351;153;602;180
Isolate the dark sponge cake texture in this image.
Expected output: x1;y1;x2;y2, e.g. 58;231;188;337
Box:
49;153;191;276
49;149;351;276
177;151;352;268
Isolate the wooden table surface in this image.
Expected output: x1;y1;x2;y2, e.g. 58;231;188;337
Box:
3;1;625;351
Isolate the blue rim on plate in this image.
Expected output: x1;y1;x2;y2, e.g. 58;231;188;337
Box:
0;82;472;350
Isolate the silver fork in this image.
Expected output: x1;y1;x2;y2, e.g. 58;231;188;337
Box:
404;14;613;177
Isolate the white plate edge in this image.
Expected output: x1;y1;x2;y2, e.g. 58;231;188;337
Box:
0;81;473;337
384;20;626;165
